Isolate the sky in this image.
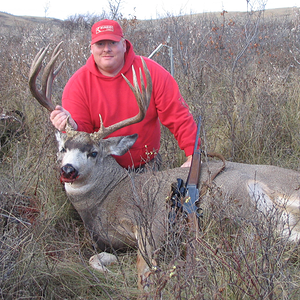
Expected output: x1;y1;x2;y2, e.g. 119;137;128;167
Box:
1;0;299;20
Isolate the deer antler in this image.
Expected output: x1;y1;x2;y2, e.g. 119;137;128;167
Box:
28;41;65;112
92;57;152;141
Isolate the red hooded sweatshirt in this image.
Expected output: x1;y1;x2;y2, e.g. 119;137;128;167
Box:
62;40;197;168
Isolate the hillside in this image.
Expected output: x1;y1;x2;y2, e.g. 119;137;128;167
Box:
0;6;296;28
0;11;62;29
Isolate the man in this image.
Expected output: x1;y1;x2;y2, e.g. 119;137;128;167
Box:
50;19;197;169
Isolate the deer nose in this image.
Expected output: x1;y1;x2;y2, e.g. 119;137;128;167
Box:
60;164;79;183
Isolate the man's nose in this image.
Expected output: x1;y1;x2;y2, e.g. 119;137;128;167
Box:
103;43;112;51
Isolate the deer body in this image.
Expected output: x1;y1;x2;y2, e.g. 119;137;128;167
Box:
58;130;300;249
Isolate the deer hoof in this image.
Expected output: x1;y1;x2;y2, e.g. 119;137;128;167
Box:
89;252;117;272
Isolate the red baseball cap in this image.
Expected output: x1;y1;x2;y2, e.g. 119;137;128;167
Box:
91;19;124;44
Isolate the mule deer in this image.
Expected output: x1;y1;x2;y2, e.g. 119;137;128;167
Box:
29;43;300;289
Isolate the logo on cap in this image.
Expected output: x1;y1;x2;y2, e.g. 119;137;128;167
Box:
96;25;114;34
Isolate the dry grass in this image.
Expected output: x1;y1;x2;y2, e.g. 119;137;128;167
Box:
1;5;300;299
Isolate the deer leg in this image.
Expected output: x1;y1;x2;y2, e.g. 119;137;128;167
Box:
135;226;158;290
137;250;151;290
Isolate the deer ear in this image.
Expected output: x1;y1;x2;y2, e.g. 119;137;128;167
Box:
55;131;66;151
102;134;138;156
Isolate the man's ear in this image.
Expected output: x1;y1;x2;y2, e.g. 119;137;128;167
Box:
102;134;138;156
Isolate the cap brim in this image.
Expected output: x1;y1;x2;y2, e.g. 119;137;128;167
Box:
91;34;122;44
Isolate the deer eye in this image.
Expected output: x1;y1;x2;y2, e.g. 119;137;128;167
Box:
60;147;66;153
88;151;98;158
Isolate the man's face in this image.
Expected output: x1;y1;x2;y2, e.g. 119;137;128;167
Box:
91;39;126;77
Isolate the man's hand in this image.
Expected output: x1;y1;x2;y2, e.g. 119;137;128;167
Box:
181;155;192;168
50;105;78;131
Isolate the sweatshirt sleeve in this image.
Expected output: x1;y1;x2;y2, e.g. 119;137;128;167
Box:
150;61;198;157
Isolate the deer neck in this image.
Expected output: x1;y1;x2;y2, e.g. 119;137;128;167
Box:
64;155;131;209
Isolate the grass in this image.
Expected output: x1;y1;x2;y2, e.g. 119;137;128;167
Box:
1;169;300;299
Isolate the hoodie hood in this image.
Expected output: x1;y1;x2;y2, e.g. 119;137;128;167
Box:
86;40;136;79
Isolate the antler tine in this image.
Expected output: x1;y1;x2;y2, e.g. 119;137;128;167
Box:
93;57;152;141
28;42;64;112
29;45;53;111
140;57;152;110
42;41;65;100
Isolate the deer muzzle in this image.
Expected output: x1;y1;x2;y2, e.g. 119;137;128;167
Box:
60;163;79;183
